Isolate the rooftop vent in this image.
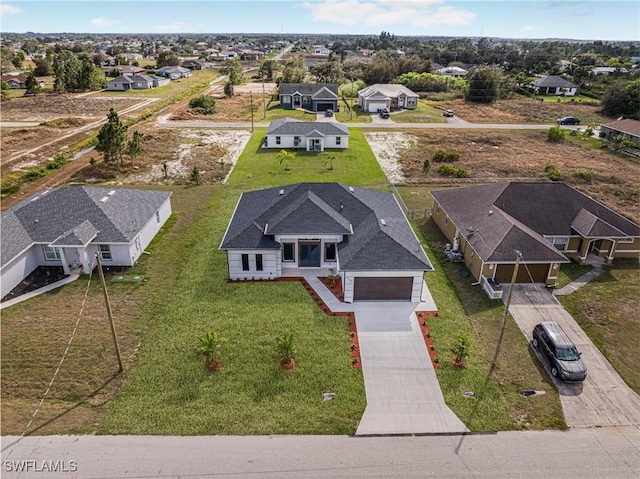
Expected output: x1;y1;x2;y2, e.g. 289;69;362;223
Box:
489;209;493;216
380;219;387;226
279;189;285;195
108;190;116;196
100;197;109;203
349;186;354;194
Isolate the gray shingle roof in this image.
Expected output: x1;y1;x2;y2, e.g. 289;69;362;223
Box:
220;183;432;271
267;117;349;136
532;76;578;88
51;220;98;247
432;182;639;264
1;187;172;268
279;83;338;98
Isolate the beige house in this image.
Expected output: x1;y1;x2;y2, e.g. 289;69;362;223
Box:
358;84;419;112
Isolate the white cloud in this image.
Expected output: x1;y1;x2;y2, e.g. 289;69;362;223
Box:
0;4;22;16
92;17;121;27
520;25;540;32
299;0;475;29
153;21;188;31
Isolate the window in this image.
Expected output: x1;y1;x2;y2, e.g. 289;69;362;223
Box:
547;237;567;251
336;136;341;145
444;216;449;225
241;254;250;271
135;237;141;251
43;245;61;261
618;237;634;243
276;136;281;145
436;205;440;214
283;243;295;262
156;211;161;224
294;136;300;145
324;243;336;262
256;254;263;271
99;244;112;261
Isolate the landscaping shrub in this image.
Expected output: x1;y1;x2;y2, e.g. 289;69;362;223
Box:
422;158;430;173
547;125;565;142
46;154;69;170
573;169;594;182
432;150;459;162
544;164;563;181
189;95;217;114
437;164;469;178
23;168;47;180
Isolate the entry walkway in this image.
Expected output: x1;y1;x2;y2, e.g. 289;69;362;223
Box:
506;284;640;427
304;275;467;435
553;255;605;296
0;269;82;310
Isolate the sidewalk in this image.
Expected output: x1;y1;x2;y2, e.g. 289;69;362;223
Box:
553;255;605;296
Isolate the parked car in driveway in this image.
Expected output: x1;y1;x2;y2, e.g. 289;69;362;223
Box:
379;108;390;119
443;109;454;117
325;109;333;117
557;116;580;125
532;322;587;382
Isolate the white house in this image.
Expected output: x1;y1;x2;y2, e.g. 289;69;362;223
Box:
313;45;331;55
220;183;433;302
358;84;419;112
1;187;172;300
265;118;349;152
435;66;468;77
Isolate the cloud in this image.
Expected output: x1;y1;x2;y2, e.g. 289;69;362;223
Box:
153;21;188;31
520;25;540;32
0;4;22;16
299;0;475;29
91;17;121;27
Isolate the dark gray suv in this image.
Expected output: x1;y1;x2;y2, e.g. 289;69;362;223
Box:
532;322;587;382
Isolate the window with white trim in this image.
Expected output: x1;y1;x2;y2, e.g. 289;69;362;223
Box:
99;244;112;261
43;245;61;260
255;254;263;271
547;236;568;251
156;211;161;224
283;243;295;262
241;254;250;271
444;216;449;225
324;243;336;262
336;136;341;145
276;136;281;145
618;237;634;243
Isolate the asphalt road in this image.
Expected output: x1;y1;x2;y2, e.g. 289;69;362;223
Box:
2;427;638;478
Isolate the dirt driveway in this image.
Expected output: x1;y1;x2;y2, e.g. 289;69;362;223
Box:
506;284;640;427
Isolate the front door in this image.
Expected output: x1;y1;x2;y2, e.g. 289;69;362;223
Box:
299;242;320;267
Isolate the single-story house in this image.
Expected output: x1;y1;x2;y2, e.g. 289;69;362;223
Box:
279;83;339;112
241;50;264;61
106;74;154;90
431;182;639;289
150;75;171;87
117;65;146;76
264;117;349;151
220;183;433;302
1;74;27;88
156;66;192;79
182;59;204;70
357;84;419;112
591;66;628;75
1;187;172;300
600;119;640;148
528;76;578;96
435;66;468;77
121;53;143;62
313;45;331;55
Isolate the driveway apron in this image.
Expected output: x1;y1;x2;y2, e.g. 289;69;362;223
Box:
506;284;640;427
354;300;468;435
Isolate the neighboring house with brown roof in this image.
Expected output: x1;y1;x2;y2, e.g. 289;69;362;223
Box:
1;74;27;88
431;182;639;289
600;119;640;148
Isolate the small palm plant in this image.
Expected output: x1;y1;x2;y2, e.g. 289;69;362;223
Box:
450;331;471;369
276;332;296;369
196;331;227;371
276;149;295;171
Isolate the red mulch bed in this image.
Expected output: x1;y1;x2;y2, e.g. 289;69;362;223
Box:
415;311;441;369
318;276;344;302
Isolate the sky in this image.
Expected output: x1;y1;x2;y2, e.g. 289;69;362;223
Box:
0;0;638;41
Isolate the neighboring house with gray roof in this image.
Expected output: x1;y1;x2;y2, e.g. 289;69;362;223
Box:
358;84;419;112
220;183;433;302
107;74;155;91
528;76;578;96
155;66;192;79
279;83;339;112
431;182;639;289
1;187;172;300
265;118;349;151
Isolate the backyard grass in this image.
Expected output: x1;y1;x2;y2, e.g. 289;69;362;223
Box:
557;258;640;394
555;262;594;289
415;217;566;431
535;94;599;104
227;128;389;189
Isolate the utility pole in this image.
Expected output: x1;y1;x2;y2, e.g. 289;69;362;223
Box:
489;250;522;375
262;80;266;119
350;76;354;120
95;253;124;373
250;90;254;132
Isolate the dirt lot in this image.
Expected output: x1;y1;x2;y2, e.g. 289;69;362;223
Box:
0;93;142;122
445;96;611;125
366;129;640;225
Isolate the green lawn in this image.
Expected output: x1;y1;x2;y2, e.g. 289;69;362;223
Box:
92;70;220;99
228;128;389;189
536;94;599;104
263;103;318;122
392;100;447;123
557;258;640;394
555;262;594;289
415;218;566;431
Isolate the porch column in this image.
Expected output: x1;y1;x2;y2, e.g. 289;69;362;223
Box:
578;238;591;264
80;247;92;274
58;249;71;275
605;239;615;265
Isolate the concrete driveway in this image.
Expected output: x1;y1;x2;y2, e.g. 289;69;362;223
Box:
354;288;468;435
506;284;640;427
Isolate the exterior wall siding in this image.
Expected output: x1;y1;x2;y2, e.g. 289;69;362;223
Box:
228;250;278;280
0;247;39;298
265;134;348;150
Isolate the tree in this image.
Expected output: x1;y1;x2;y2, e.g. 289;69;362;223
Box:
223;81;234;97
11;50;25;69
600;83;627;116
156;51;179;68
465;67;503;103
53;50;82;92
1;80;9;101
24;73;41;95
547;125;565;142
189;95;217;114
95;108;128;170
311;61;343;83
126;131;144;164
33;55;53;76
221;58;243;85
450;331;471;368
257;59;281;81
190;166;201;184
276;149;295;171
77;59;106;91
281;54;306;84
363;50;400;84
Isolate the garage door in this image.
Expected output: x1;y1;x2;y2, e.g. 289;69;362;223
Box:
495;263;550;283
315;102;334;111
353;277;413;301
367;102;388;113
